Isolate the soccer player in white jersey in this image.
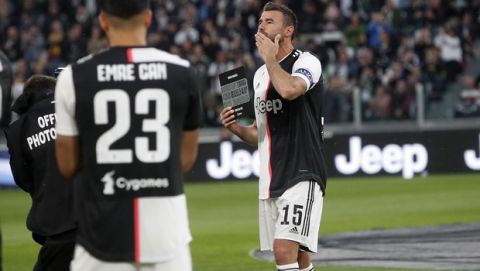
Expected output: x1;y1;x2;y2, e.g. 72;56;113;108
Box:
220;2;327;271
54;0;201;270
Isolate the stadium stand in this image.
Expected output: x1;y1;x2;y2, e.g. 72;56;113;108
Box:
1;0;480;126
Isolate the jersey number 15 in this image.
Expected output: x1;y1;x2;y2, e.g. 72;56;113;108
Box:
94;88;170;164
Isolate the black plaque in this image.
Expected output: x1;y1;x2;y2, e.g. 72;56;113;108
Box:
219;66;251;118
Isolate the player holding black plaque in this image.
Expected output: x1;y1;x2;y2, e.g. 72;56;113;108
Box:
219;66;253;119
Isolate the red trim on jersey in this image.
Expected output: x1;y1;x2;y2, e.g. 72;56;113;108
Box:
127;48;134;63
264;81;273;198
133;197;140;262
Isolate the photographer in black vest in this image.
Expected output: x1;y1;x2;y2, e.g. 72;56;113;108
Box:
5;74;76;271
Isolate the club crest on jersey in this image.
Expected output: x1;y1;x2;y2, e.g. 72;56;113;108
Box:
101;170;169;195
255;97;283;114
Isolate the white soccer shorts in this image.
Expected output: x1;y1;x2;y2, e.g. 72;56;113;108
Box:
70;244;192;271
259;180;324;253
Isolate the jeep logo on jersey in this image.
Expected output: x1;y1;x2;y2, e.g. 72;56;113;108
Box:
100;170;169;195
255;97;283;114
334;136;428;179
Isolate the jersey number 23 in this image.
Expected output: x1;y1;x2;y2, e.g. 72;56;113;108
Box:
93;88;170;164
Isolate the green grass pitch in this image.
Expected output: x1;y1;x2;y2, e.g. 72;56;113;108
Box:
1;173;479;271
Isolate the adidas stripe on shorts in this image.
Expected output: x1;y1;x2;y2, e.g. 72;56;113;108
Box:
259;180;324;253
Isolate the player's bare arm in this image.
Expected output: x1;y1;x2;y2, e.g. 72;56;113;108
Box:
255;32;307;101
56;135;80;180
181;129;199;172
220;107;258;145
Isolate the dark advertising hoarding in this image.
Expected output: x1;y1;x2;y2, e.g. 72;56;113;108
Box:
185;129;480;181
1;128;480;187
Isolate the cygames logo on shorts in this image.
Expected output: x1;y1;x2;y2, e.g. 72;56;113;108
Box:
101;170;169;195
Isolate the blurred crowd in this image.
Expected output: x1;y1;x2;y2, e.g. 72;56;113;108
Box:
1;0;480;126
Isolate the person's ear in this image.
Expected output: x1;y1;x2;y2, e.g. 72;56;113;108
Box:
144;10;152;27
284;26;294;39
99;12;109;32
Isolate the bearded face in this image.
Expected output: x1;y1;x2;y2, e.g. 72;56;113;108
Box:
257;10;289;44
258;29;285;43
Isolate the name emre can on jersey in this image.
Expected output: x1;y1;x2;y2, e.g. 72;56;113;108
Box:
97;63;167;82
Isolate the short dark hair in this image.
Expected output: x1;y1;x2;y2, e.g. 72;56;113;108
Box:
23;75;56;96
12;75;56;114
97;0;149;19
263;1;298;39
